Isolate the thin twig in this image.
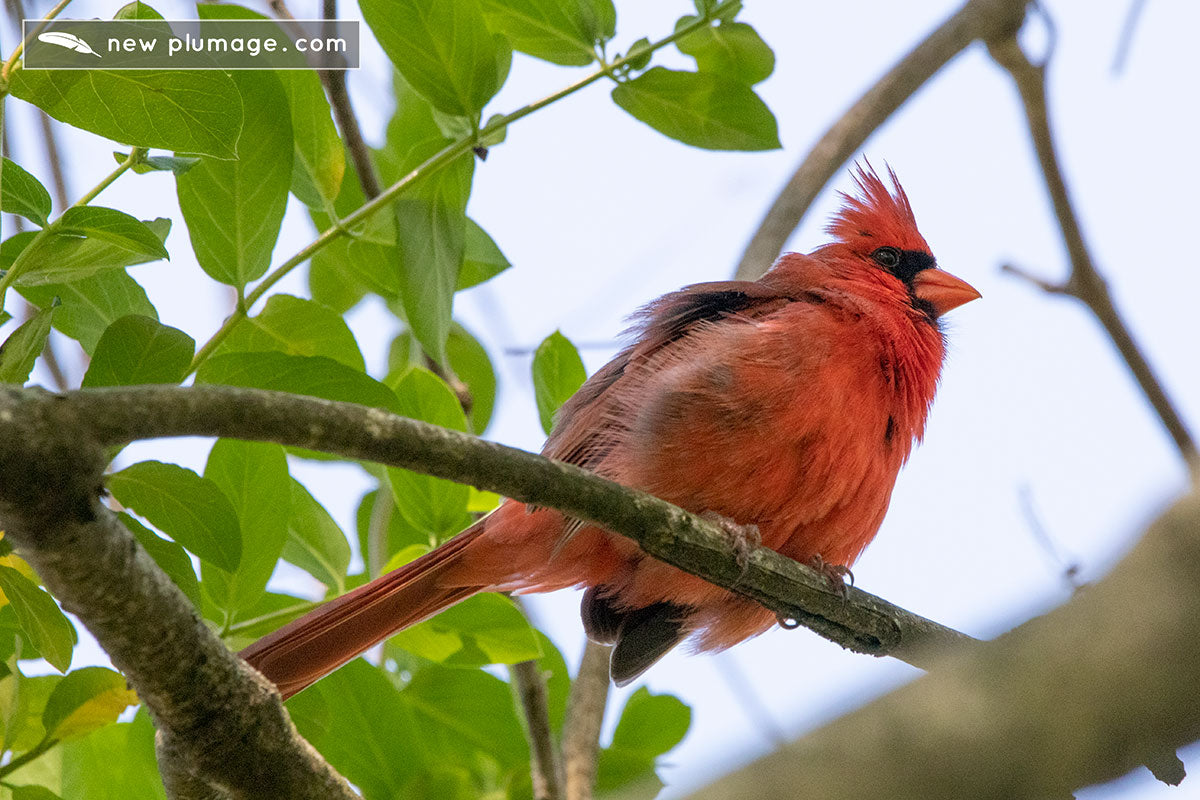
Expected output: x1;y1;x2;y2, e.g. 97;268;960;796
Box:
511;659;564;800
1017;484;1081;592
271;0;381;199
713;654;787;746
321;0;380;198
988;33;1198;473
564;641;611;800
1110;0;1148;75
733;0;1027;280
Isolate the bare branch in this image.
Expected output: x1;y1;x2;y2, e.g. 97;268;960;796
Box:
564;641;611;800
734;0;1027;280
988;33;1198;472
511;659;564;800
685;490;1200;800
267;0;381;199
0;384;972;671
1110;0;1149;75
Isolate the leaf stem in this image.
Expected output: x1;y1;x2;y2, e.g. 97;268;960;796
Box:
0;0;75;84
222;600;320;637
184;1;736;377
72;147;145;208
0;734;59;778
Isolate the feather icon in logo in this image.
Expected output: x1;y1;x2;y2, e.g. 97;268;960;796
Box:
37;31;102;57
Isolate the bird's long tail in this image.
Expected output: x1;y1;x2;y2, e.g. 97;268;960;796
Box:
240;518;490;699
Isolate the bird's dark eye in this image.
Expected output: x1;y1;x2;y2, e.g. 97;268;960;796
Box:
872;247;901;269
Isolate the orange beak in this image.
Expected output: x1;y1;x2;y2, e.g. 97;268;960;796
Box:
912;269;981;316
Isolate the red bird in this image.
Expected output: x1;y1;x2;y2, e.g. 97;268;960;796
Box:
242;165;979;698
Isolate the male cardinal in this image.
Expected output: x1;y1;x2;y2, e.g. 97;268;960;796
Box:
242;164;979;698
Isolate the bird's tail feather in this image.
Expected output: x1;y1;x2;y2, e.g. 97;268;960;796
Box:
240;519;488;699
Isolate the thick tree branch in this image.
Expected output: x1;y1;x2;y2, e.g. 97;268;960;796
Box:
0;391;357;799
988;34;1198;472
564;641;611;800
685;489;1200;800
734;0;1027;280
0;384;971;670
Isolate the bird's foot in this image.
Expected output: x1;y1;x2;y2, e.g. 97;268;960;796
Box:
700;512;761;576
808;554;854;599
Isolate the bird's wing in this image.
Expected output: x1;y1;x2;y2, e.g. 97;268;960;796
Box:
542;280;795;470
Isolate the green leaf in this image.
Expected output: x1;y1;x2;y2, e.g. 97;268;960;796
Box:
0;673;60;753
624;37;652;70
115;2;165;21
395;155;474;365
467;487;501;513
59;710;167;800
389;593;541;667
597;688;692;792
531;330;586;434
282;480;351;593
120;513;201;609
457;218;511;290
386;368;469;536
108;461;242;571
446;324;496;434
279;70;345;208
355;489;430;573
612;67;780;151
10;70;241;160
17;269;157;356
676;19;775;85
403;664;529;769
57;207;169;260
287;660;420;797
0;568;75;673
307;157;399;303
307;244;369;313
80;315;193;387
376;71;449;181
196;351;400;413
392;326;492;432
202;440;291;615
0;304;55;385
580;0;616;43
176;71;292;287
42;667;138;741
362;0;506;117
217;294;365;371
2;218;170;287
1;159;52;226
115;151;201;175
610;687;691;754
479;0;596;66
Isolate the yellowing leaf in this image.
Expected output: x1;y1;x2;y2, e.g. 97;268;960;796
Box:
43;667;138;741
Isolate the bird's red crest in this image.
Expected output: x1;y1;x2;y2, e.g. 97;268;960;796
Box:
826;162;930;255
